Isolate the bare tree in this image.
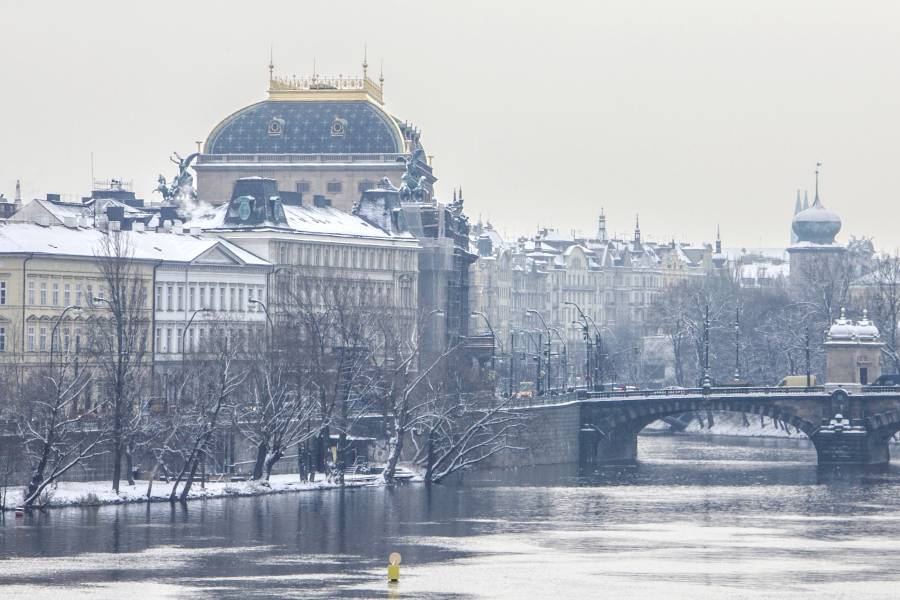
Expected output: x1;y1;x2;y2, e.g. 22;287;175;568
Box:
93;231;152;492
861;252;900;373
411;393;527;484
169;334;246;502
17;356;109;509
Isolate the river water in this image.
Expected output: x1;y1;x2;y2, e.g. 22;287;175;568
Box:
3;434;900;599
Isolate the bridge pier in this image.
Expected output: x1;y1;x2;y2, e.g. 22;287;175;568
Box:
811;426;890;466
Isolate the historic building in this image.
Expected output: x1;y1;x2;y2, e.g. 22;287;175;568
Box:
189;177;421;345
195;59;432;212
469;215;721;387
0;220;270;376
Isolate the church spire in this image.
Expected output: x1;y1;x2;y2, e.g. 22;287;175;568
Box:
268;46;275;82
814;161;822;207
634;214;641;244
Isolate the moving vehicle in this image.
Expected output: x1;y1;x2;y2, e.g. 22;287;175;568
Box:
776;375;816;387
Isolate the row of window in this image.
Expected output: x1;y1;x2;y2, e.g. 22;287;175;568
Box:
295;180;377;195
155;283;265;313
276;242;416;271
155;325;262;354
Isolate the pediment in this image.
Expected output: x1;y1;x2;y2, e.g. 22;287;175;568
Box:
193;244;243;266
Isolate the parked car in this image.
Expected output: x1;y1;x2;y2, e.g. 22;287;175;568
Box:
868;374;900;387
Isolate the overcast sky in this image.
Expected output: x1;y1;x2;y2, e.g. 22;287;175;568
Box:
1;0;898;249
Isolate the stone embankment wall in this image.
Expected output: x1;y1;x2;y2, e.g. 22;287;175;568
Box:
490;400;583;468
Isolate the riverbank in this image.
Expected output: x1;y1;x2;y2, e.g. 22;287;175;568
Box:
1;470;418;512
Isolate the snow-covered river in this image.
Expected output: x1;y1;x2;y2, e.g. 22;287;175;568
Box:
4;434;900;599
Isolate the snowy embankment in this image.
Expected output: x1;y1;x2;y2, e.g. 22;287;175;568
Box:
2;471;418;512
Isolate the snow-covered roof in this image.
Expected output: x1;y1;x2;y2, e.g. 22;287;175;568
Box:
187;203;415;241
0;222;269;266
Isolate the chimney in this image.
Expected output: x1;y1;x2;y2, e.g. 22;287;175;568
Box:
14;180;21;208
162;219;172;232
313;195;331;208
133;222;146;233
46;193;61;203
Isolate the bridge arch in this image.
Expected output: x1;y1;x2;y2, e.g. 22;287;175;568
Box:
580;395;822;465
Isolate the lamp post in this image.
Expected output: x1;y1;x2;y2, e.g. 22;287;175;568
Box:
549;327;567;390
249;298;273;352
805;327;812;388
566;300;591;389
526;309;552;394
733;306;741;382
182;307;211;363
701;303;712;392
50;304;81;379
471;311;496;370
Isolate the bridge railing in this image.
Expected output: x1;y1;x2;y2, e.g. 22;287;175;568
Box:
505;385;829;409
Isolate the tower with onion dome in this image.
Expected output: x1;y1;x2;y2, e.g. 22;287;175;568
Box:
787;164;845;289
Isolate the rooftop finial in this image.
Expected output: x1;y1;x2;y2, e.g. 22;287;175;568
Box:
268;45;275;81
362;44;368;79
379;59;384;89
716;224;721;241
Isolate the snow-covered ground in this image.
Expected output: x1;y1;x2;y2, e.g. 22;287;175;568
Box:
1;471;412;512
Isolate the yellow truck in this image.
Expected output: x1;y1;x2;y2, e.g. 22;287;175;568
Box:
776;375;817;387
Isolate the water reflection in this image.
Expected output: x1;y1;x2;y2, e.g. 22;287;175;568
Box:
3;435;900;599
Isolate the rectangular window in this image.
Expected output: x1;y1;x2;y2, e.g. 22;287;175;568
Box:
176;328;183;353
27;326;35;352
230;287;236;311
167;286;174;311
177;286;184;311
40;282;47;305
27;281;34;305
63;283;71;306
167;328;174;353
155;328;161;352
63;328;70;352
86;284;94;306
199;286;206;309
220;286;226;311
189;286;196;311
39;327;47;352
52;282;59;306
199;327;206;350
296;181;311;193
326;181;342;193
0;281;6;305
75;283;82;306
238;287;244;311
0;327;5;352
156;285;162;309
74;327;82;353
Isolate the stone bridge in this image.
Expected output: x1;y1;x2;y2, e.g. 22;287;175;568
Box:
509;386;900;466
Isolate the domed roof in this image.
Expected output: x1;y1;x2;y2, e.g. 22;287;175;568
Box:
205;100;405;155
792;195;841;244
826;308;881;343
827;308;856;340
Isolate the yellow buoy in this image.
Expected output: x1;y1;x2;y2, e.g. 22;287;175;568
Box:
388;552;402;582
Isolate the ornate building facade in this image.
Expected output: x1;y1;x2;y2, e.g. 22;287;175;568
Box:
195;60;432;212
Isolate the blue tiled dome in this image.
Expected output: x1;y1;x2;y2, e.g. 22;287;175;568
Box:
205;100;405;155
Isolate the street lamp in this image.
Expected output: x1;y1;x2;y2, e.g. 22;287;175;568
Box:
471;311;496;370
565;301;592;389
550;327;568;390
526;309;552;394
50;304;81;379
182;307;212;359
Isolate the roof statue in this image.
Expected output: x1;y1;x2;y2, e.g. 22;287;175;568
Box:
155;151;199;207
397;155;427;202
